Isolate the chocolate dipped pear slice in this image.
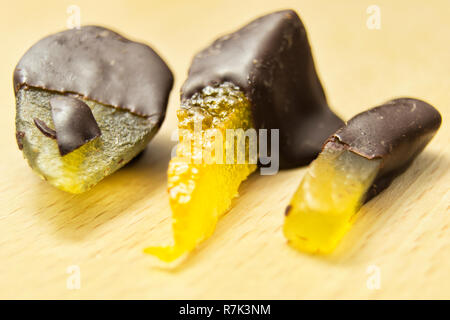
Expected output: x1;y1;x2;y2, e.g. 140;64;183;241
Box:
283;98;442;254
14;26;173;193
145;10;343;262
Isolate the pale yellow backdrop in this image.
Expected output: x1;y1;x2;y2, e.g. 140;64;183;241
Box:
0;0;448;299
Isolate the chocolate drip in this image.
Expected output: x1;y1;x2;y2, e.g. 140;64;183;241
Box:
14;26;173;121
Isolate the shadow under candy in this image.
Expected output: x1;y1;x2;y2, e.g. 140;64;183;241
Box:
29;134;174;242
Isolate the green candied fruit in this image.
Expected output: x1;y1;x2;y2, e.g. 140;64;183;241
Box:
15;87;157;193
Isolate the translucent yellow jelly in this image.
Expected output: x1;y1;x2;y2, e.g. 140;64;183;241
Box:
144;83;257;262
283;142;381;254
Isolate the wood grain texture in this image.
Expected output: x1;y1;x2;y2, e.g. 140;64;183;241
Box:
0;0;448;299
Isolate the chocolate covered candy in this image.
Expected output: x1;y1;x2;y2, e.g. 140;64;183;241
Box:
182;9;344;168
14;26;173;193
283;98;442;254
145;9;342;262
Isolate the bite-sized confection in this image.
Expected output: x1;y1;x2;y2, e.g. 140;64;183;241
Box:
14;26;173;193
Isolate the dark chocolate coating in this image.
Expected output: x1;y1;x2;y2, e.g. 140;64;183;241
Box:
14;26;173;120
50;96;101;156
329;98;442;199
181;10;344;168
33;118;57;139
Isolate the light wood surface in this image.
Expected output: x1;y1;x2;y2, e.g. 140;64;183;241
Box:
0;0;448;299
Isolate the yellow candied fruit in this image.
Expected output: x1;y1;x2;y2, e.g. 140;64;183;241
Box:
144;83;257;262
283;142;381;254
16;88;155;194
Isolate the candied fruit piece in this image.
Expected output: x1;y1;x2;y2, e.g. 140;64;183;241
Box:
14;26;173;193
145;83;257;262
283;141;381;254
283;98;442;254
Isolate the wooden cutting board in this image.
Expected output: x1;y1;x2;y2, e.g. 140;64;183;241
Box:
0;0;448;299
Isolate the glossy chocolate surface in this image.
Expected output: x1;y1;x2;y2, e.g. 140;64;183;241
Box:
181;10;344;168
50;96;101;156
